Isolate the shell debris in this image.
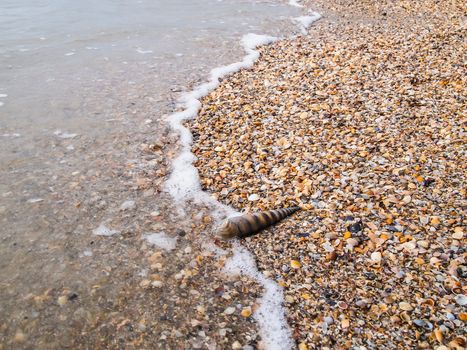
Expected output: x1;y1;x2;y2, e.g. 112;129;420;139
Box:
190;0;466;347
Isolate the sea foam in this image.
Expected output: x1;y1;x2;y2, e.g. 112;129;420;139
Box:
165;33;276;220
224;243;294;350
294;12;322;34
143;232;177;251
288;0;303;8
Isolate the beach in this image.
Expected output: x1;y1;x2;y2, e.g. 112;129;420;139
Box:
1;0;465;349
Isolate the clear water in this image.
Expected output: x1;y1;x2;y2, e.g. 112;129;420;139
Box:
0;0;298;137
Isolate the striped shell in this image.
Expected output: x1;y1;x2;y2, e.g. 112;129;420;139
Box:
217;207;300;239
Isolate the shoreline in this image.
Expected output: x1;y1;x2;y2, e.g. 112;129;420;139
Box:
164;3;322;347
191;0;466;348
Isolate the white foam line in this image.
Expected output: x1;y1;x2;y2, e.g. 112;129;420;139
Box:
165;33;277;220
164;33;295;349
293;12;322;34
224;242;293;350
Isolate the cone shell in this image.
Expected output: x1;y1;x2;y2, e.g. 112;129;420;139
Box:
217;207;300;239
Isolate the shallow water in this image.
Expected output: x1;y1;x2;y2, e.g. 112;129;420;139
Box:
0;0;303;347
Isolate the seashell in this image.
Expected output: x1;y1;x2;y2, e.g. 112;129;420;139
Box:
217;207;300;239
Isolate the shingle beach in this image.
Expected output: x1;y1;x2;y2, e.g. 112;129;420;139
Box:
191;0;466;348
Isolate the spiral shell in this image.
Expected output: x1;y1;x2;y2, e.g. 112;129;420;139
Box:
217;207;300;239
